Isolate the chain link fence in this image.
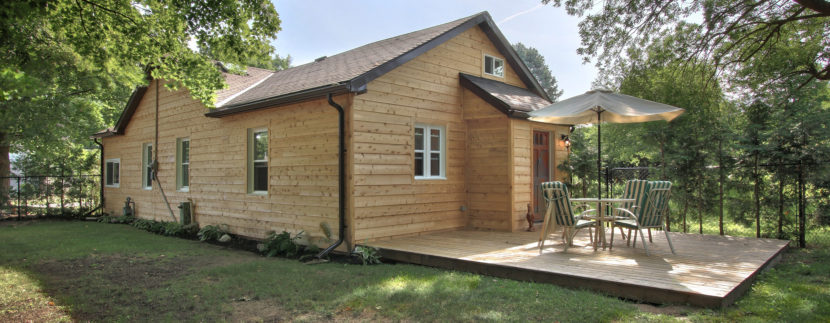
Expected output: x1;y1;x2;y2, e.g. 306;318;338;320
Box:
588;165;829;248
0;175;101;220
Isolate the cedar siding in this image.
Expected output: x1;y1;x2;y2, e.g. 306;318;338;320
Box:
99;13;570;249
102;80;345;244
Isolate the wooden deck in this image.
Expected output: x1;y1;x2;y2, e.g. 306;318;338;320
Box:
365;228;789;308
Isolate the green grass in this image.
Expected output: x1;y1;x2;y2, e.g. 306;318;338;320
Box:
1;220;829;322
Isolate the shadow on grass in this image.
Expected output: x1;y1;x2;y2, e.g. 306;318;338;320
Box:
0;221;638;322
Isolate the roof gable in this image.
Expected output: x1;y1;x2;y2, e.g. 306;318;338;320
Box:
95;11;552;136
207;11;550;117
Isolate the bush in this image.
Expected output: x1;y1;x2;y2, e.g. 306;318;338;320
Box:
97;216;135;224
130;218;197;238
258;230;306;258
353;245;382;265
198;224;231;242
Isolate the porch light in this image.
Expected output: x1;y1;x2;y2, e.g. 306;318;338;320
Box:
560;134;571;148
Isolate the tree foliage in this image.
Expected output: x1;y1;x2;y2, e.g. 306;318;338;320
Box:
542;0;830;84
0;0;282;177
513;42;564;101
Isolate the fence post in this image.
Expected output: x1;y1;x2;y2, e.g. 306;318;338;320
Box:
16;177;20;220
60;170;65;216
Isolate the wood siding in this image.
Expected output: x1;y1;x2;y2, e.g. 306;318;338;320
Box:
102;80;347;245
352;26;528;241
510;119;569;231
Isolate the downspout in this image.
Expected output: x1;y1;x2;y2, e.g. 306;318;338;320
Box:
317;93;347;258
93;138;104;216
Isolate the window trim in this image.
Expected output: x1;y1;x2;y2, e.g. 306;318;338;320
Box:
142;143;153;190
483;53;505;78
247;128;269;194
105;158;120;188
414;124;446;180
176;138;190;192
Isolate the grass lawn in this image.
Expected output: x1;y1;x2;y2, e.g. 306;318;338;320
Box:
1;220;828;322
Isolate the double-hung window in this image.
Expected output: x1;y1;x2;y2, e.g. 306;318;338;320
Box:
247;128;268;194
484;54;504;77
105;159;120;188
414;124;445;179
142;143;153;189
176;138;190;191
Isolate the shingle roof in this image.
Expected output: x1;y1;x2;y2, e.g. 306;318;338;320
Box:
215;66;274;105
96;11;553;136
460;73;551;117
214;13;482;111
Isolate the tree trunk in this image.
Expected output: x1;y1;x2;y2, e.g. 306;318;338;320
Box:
682;193;689;233
778;162;784;239
754;154;761;238
698;183;703;234
718;138;724;235
0;132;9;206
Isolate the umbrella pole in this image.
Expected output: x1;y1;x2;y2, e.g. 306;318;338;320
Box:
597;110;602;199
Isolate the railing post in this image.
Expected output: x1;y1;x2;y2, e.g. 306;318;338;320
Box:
60;170;65;216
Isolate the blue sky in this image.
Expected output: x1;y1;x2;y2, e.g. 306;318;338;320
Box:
270;0;597;98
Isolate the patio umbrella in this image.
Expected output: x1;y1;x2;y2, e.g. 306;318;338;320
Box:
528;89;684;198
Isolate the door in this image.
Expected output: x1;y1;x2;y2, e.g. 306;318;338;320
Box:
532;131;551;219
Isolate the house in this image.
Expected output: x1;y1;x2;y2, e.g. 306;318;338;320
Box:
92;11;571;251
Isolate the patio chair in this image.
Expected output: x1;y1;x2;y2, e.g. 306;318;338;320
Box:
611;179;650;247
612;181;676;255
538;181;595;253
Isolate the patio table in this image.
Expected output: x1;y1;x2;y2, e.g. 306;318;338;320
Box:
571;198;634;250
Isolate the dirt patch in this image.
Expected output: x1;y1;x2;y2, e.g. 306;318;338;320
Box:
36;254;197;290
232;299;290;322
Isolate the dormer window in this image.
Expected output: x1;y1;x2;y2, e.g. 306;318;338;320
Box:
484;54;504;77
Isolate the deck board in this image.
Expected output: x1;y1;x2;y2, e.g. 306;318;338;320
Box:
365;227;789;307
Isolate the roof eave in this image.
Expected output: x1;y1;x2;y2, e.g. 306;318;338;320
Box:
205;83;356;118
459;73;530;119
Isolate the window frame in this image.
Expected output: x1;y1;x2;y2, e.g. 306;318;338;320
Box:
105;158;120;188
176;138;190;192
483;54;505;78
247;128;269;194
142;143;153;190
413;124;446;180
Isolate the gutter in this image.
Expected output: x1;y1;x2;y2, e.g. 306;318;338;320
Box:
317;93;347;259
206;83;360;118
94;138;104;216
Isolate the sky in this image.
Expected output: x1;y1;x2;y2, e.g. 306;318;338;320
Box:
269;0;598;99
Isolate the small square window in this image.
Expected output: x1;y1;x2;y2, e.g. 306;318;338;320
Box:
484;54;504;77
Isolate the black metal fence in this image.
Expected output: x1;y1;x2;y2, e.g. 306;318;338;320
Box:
0;175;101;220
574;165;829;248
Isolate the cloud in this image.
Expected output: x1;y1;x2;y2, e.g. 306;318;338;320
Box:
497;4;545;25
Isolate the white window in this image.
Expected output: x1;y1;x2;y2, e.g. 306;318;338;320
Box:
177;138;190;191
414;124;446;179
484;54;505;77
105;158;120;188
142;143;153;190
247;128;268;194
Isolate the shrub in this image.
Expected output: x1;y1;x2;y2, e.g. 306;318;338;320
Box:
97;216;135;224
198;224;231;242
258;230;305;258
353;245;382;265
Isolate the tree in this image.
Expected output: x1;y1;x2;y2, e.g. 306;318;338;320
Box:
0;0;282;198
542;0;830;84
513;43;564;101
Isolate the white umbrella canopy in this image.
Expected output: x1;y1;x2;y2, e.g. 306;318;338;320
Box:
528;89;685;198
528;89;685;124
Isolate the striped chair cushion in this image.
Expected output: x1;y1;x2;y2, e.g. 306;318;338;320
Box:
540;181;575;227
640;181;672;227
616;180;649;218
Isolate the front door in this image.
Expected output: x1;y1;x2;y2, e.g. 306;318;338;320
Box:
532;131;551;219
